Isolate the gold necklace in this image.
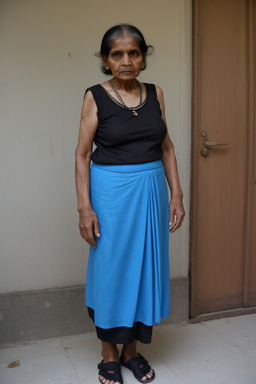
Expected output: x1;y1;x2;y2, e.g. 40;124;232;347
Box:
108;79;143;116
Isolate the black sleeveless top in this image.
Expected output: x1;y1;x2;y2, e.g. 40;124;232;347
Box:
86;83;167;165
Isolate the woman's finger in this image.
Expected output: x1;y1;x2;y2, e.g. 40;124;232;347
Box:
86;228;97;248
93;216;100;239
169;213;176;231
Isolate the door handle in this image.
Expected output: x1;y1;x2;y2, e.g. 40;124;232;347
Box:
204;140;228;147
200;131;229;157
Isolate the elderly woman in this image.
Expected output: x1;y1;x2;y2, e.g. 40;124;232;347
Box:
75;24;185;384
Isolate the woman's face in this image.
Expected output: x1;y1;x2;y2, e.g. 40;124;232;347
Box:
102;34;145;81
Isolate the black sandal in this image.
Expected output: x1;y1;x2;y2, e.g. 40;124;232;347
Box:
119;353;155;383
98;360;123;384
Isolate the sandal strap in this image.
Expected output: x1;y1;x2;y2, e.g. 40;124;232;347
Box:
120;353;152;379
98;360;123;383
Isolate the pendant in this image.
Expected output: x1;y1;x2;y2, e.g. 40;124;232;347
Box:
132;110;138;116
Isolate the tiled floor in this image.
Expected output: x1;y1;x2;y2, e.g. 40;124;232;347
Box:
0;314;255;384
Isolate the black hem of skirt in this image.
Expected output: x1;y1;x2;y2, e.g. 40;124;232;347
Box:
88;307;153;344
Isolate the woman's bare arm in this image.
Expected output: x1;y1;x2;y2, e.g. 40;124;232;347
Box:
155;85;185;232
75;91;100;247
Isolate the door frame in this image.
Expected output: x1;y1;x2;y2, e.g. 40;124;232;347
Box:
243;0;256;307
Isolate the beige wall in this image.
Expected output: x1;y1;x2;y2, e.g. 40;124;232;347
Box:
0;0;192;293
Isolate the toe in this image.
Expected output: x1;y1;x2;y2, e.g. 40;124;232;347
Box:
99;377;121;384
141;368;154;382
147;369;154;378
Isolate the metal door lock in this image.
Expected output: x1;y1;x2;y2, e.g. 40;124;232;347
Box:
201;147;210;157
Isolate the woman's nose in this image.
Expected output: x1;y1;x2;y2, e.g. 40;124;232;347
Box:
122;54;131;66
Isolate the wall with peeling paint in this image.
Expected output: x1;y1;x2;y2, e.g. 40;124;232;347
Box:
0;0;192;293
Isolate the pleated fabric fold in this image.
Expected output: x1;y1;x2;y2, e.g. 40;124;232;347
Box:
85;160;170;329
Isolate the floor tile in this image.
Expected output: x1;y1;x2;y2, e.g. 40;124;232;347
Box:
0;314;255;384
149;319;255;384
0;339;80;384
202;314;256;358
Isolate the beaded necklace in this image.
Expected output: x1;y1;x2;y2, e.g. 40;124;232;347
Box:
108;79;143;116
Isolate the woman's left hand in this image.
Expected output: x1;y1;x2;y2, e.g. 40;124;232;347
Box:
169;197;185;233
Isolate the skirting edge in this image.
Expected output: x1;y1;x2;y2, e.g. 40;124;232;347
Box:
0;277;188;346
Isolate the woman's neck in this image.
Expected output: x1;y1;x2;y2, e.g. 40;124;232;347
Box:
111;77;139;91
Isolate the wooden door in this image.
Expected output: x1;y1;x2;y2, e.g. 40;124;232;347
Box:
191;0;256;319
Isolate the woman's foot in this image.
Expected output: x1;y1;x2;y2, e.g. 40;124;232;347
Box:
121;342;155;383
98;360;123;384
120;354;155;383
99;342;122;384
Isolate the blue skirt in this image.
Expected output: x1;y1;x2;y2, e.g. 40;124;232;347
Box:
86;160;170;329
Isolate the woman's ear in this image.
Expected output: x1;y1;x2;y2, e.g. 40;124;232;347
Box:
101;55;110;70
141;54;146;69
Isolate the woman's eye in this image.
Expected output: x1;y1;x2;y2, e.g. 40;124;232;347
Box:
130;50;139;56
112;51;121;58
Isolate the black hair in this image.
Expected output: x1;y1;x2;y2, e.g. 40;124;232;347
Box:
97;24;153;75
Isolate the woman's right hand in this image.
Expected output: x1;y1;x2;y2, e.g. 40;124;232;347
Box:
78;207;100;248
